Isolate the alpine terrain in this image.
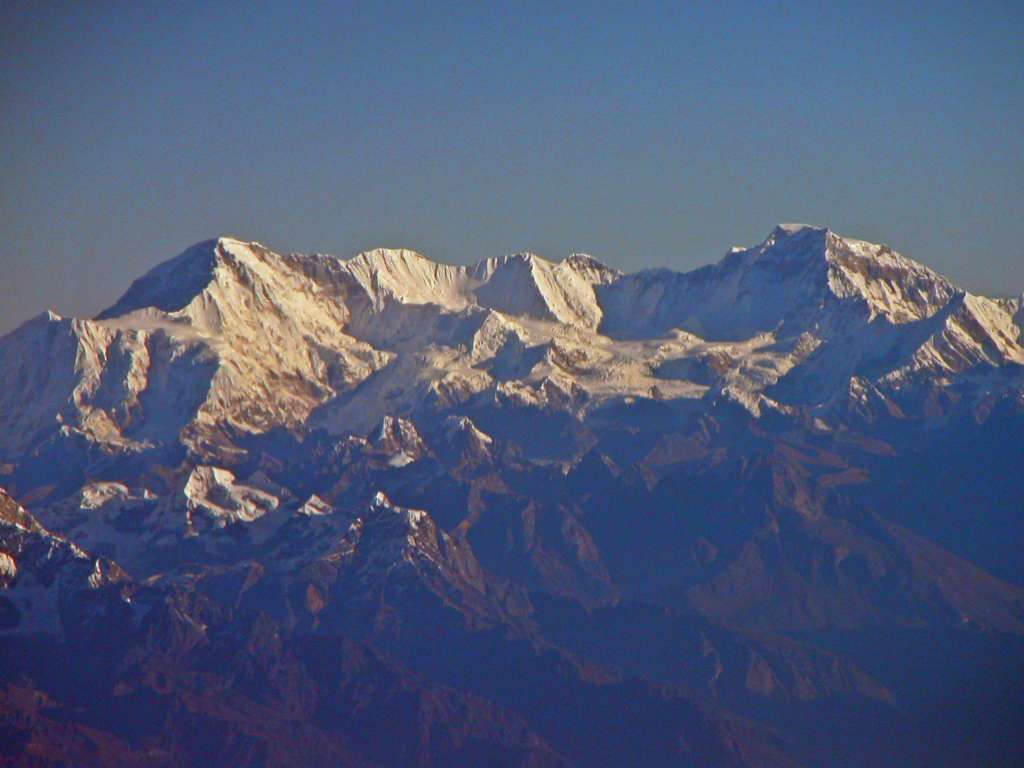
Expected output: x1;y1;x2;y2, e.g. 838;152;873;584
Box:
1;224;1022;766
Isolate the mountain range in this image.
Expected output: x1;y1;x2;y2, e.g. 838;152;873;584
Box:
1;224;1022;766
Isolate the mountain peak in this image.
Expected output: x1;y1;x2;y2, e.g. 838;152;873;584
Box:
362;491;435;548
772;222;828;236
344;247;470;311
443;414;492;443
563;252;622;284
469;252;550;285
472;250;609;328
727;224;957;324
368;416;426;465
599;224;961;340
94;236;278;322
438;415;494;465
370;489;395;510
755;223;830;260
96;238;222;320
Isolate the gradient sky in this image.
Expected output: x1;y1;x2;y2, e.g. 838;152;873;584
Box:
1;1;1022;333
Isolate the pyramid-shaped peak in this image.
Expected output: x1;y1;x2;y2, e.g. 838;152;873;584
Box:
370;415;424;445
94;235;286;321
95;238;226;320
441;414;494;450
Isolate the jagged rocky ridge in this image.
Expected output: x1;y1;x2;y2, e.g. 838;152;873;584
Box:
1;225;1023;766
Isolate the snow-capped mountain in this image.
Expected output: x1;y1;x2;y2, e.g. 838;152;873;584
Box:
2;225;1023;767
599;224;958;339
1;225;1020;465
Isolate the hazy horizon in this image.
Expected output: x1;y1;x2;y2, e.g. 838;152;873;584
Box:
2;2;1022;333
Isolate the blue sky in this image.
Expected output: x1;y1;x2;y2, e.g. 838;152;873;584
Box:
1;1;1022;332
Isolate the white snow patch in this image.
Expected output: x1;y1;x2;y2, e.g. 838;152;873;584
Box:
0;552;16;580
299;494;333;517
184;466;279;524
